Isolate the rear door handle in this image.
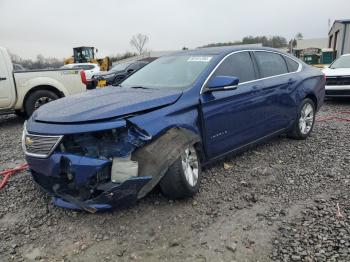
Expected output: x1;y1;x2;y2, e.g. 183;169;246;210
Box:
0;77;7;81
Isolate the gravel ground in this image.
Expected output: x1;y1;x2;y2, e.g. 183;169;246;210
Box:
0;100;349;262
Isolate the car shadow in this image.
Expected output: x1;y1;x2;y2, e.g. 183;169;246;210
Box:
325;97;350;105
0;114;26;127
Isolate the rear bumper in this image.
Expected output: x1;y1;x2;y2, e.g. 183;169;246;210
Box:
26;153;151;212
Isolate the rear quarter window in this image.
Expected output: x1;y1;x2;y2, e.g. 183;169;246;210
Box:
284;56;300;72
254;52;288;78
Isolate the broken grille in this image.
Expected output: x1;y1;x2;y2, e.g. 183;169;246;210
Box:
23;133;63;158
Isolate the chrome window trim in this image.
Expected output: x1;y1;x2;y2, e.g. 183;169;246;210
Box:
200;49;303;94
22;127;63;159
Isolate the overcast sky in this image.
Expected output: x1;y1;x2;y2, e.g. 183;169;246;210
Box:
0;0;349;59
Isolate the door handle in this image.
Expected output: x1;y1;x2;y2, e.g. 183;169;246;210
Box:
0;77;7;81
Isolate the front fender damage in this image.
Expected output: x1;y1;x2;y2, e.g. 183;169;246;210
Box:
28;123;200;212
133;128;200;198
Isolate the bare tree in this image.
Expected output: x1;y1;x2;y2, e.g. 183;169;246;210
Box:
130;33;149;55
295;32;303;40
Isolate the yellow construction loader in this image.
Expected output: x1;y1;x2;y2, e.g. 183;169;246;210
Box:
64;47;110;71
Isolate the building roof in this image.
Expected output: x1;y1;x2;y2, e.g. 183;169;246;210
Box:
335;19;350;24
329;19;350;34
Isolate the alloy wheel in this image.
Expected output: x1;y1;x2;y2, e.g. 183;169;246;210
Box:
34;97;53;109
299;102;314;135
181;146;199;187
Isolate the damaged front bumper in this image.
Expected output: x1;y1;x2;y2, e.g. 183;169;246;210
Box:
24;116;200;212
27;154;152;212
23;120;153;212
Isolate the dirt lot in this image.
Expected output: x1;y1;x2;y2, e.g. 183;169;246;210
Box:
1;100;350;262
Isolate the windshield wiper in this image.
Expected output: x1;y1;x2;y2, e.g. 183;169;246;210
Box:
116;84;157;90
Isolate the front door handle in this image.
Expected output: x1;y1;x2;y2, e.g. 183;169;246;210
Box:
0;77;7;81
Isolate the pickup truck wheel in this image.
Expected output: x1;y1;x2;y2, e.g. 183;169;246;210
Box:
160;145;201;200
288;98;315;140
25;90;59;116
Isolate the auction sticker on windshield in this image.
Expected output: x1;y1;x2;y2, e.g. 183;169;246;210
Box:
187;56;212;62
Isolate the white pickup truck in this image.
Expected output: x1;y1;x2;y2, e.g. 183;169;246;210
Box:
0;46;87;117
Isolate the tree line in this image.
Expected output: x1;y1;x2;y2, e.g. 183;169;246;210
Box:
9;33;149;69
201;35;289;49
10;53;64;70
10;33;303;69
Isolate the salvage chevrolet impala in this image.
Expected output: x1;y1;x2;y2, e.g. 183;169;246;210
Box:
22;46;325;212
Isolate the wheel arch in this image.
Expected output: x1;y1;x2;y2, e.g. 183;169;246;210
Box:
304;93;317;109
23;85;64;103
132;127;201;199
22;85;64;115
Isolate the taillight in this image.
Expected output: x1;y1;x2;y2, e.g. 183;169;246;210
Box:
80;70;88;86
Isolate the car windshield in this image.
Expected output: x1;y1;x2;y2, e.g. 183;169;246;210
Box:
330;55;350;69
110;62;132;72
120;55;214;90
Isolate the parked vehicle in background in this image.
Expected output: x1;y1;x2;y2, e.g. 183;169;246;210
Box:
91;60;150;88
23;46;325;212
13;63;26;71
323;54;350;97
62;63;100;81
64;46;110;71
0;46;87;117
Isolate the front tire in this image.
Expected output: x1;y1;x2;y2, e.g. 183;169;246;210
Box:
160;145;201;200
24;90;59;117
288;98;315;140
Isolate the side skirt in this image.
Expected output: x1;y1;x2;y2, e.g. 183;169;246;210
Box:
202;128;286;166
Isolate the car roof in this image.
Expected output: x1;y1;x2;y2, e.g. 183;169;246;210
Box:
171;45;283;57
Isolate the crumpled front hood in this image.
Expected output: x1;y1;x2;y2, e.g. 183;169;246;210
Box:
33;87;182;123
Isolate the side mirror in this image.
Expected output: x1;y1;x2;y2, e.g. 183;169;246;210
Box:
127;69;135;73
206;76;239;92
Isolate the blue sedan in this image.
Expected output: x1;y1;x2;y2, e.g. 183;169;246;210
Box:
23;46;325;212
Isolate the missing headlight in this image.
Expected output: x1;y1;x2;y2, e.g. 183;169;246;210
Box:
59;128;133;159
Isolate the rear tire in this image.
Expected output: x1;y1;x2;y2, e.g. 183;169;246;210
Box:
24;90;59;117
288;98;315;140
160;145;201;200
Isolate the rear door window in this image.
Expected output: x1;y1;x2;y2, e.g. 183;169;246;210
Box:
254;52;288;78
213;51;256;83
